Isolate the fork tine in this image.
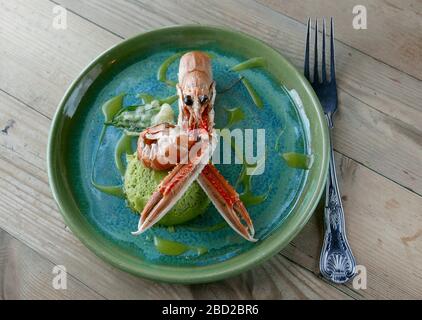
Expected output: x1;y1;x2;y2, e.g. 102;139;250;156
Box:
330;17;336;82
313;19;319;83
304;18;311;81
321;18;327;82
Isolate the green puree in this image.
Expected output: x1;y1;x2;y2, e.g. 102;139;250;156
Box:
124;154;210;226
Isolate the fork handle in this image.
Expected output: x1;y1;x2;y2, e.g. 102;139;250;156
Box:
319;117;356;284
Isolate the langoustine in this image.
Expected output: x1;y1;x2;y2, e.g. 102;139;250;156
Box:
133;51;256;242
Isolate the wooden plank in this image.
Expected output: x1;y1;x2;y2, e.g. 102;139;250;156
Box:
0;91;351;300
0;228;103;299
2;0;420;196
283;152;422;299
257;0;422;80
0;0;119;118
190;255;353;299
331;90;422;195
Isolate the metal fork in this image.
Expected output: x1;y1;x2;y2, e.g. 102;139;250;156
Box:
304;18;356;284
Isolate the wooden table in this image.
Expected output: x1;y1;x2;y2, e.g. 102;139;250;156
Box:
0;0;421;300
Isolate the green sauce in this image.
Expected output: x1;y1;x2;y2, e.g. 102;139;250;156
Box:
91;95;127;198
159;94;178;105
158;52;183;87
102;94;124;123
274;128;285;152
114;134;134;176
229;57;266;109
231;57;266;72
91;182;125;198
224;107;245;127
138;93;154;104
220;130;268;206
241;78;263;108
282;152;314;170
240;189;268;206
154;236;189;255
237;160;269;206
195;246;208;255
91;127;126;198
153;236;207;256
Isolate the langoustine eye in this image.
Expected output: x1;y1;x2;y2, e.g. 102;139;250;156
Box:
184;95;193;106
199;95;208;105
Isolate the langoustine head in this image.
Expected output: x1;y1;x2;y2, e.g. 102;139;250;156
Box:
177;51;216;131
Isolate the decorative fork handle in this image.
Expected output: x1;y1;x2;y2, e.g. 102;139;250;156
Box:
320;116;356;284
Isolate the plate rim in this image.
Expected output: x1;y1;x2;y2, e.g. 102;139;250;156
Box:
47;25;329;284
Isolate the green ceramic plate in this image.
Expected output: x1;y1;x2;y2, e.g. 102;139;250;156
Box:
47;25;329;283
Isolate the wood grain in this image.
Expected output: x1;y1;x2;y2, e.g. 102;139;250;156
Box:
0;228;103;299
0;0;118;118
284;153;422;299
257;0;422;80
